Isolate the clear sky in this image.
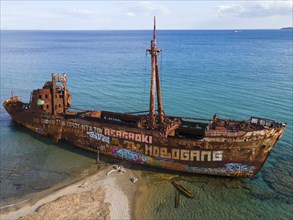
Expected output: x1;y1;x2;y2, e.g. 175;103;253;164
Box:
1;1;292;30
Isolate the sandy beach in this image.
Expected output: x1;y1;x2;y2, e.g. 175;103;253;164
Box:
0;163;138;220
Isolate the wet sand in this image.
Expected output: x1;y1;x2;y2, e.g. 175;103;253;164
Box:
0;164;139;220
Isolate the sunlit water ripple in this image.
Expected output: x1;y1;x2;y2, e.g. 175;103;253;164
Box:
1;29;292;219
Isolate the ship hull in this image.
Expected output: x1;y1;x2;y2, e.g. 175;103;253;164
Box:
3;98;285;178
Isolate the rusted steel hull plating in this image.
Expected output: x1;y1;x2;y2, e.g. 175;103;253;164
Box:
3;95;286;178
2;18;286;178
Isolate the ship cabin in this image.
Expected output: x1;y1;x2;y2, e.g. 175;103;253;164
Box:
29;73;71;115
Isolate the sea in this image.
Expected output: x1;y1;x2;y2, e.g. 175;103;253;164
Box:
1;29;292;219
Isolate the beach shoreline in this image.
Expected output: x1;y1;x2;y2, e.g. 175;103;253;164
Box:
0;163;139;220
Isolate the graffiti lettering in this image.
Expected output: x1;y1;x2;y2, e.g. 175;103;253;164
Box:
34;118;104;133
187;163;255;177
104;128;152;144
123;141;141;150
86;131;110;144
145;145;223;162
112;148;147;163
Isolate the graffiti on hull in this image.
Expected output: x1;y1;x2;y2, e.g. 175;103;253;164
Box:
224;163;255;177
112;148;148;163
86;131;110;144
110;147;255;177
145;145;223;162
33;117;255;177
187;162;255;177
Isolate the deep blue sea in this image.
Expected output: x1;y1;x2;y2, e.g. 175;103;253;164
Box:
1;30;292;219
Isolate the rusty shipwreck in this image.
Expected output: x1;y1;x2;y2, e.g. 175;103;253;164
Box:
3;18;286;178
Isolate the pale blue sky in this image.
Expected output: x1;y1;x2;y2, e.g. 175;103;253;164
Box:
1;1;292;30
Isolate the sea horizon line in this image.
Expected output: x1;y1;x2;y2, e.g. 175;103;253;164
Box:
1;28;291;31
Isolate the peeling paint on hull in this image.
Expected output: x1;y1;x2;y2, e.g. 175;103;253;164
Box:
2;21;287;178
3;104;285;178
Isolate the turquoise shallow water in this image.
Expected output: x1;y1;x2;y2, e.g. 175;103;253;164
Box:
1;30;292;218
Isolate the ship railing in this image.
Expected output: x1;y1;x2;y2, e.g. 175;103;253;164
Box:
164;115;211;122
66;106;94;112
124;110;150;115
205;130;247;137
250;116;286;129
250;117;275;127
124;110;211;121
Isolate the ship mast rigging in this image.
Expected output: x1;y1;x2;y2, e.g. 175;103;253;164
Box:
147;16;164;129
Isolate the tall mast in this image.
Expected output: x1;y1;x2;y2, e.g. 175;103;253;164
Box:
154;18;164;123
148;16;164;128
149;17;156;128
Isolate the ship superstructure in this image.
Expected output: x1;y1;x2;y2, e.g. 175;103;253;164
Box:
3;18;286;177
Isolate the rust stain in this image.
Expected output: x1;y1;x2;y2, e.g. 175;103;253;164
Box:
2;18;287;178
